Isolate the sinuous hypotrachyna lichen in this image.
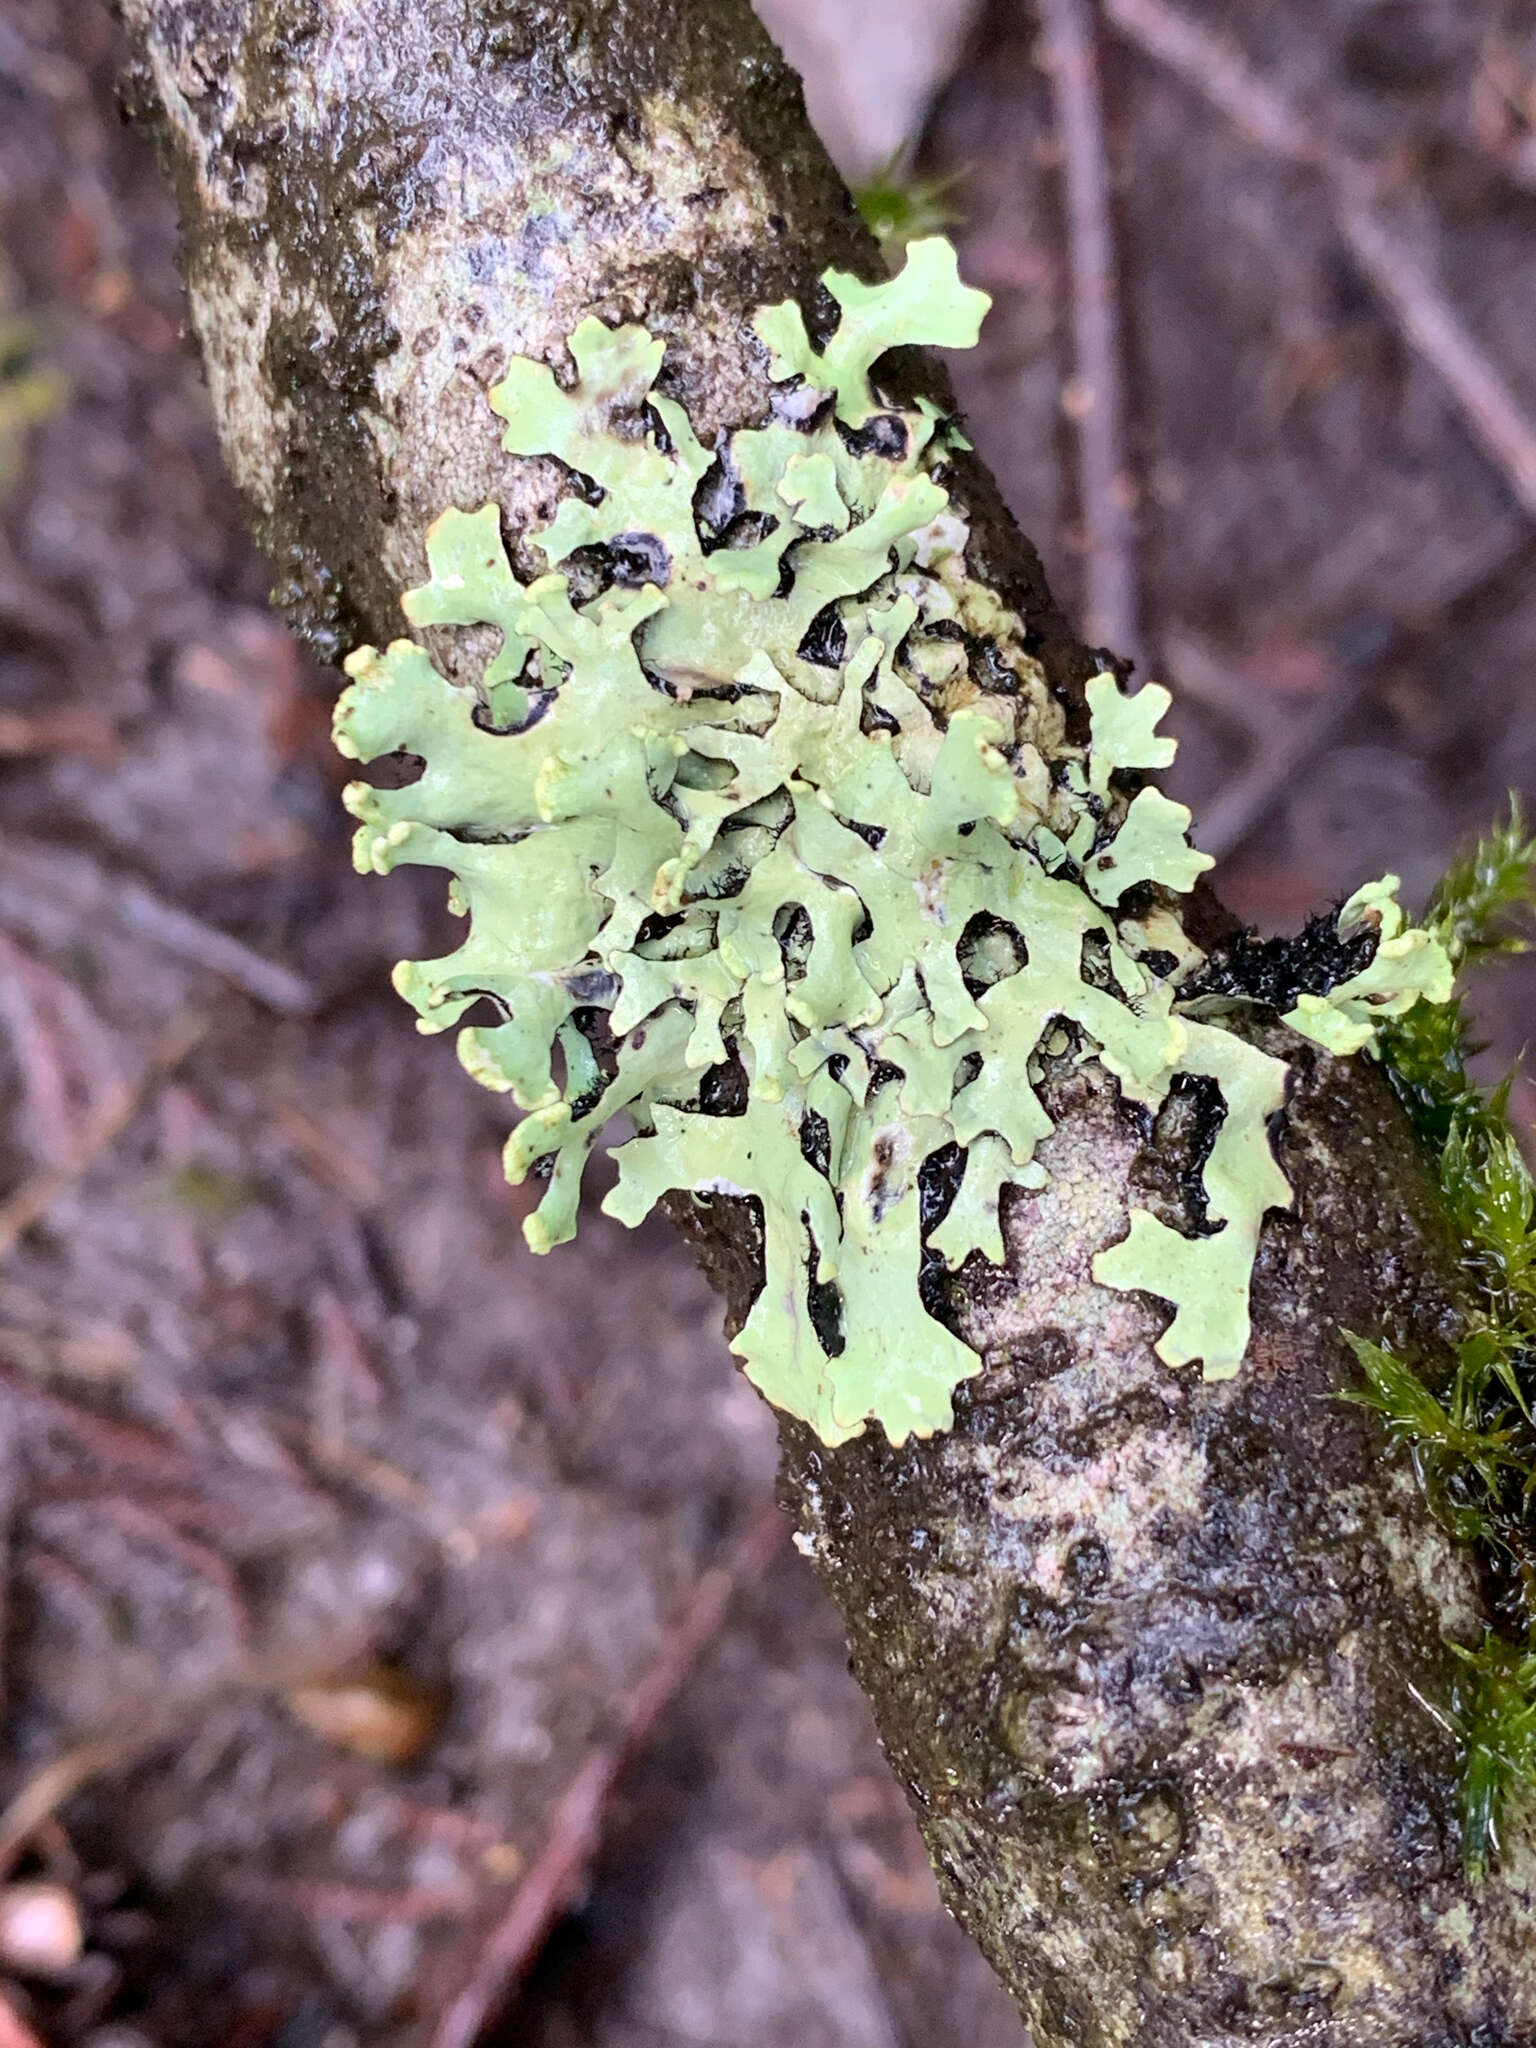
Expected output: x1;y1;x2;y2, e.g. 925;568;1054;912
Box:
335;238;1451;1446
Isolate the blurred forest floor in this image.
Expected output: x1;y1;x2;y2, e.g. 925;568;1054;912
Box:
0;0;1533;2043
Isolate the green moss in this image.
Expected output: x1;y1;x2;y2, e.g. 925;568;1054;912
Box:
852;148;965;268
335;235;1448;1449
1347;800;1536;1871
1448;1637;1536;1877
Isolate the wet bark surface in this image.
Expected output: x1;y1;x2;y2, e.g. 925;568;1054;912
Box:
0;8;1025;2044
3;0;1535;2040
781;1051;1533;2044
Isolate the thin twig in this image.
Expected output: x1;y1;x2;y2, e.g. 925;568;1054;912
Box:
116;883;317;1018
1038;0;1143;664
0;933;129;1167
0;939;76;1167
269;1094;384;1210
0;1009;209;1261
0;1323;137;1386
0;1401;16;1730
431;1503;789;2048
1193;676;1371;861
1331;193;1536;518
220;1874;476;1924
1099;0;1536;523
0;1738;125;1879
1098;0;1313;162
0;1636;390;1879
1159;625;1276;739
1177;525;1530;862
0;830;318;1018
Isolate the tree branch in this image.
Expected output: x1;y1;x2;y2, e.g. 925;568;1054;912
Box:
109;1;1536;2039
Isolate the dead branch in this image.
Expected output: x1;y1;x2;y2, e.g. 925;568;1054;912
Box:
0;830;318;1017
1101;0;1536;522
431;1504;787;2048
1037;0;1144;663
0;1008;209;1261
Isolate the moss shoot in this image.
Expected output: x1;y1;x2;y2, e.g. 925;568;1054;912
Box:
1352;801;1536;1870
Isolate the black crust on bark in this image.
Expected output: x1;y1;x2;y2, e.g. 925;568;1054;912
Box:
1189;906;1381;1014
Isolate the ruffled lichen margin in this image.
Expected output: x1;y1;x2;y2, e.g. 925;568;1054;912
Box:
334;237;1451;1449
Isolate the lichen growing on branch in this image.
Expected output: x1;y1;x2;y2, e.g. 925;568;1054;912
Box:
334;237;1450;1447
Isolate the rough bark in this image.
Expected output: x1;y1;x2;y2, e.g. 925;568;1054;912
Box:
110;1;1536;2039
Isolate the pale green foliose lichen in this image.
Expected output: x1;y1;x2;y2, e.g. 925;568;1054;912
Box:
333;237;1442;1445
1285;875;1455;1056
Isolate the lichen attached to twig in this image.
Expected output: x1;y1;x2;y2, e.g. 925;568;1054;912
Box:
335;237;1448;1448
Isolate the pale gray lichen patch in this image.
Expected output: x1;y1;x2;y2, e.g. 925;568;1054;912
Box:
184;238;288;518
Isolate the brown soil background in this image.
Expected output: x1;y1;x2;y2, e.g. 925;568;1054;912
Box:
0;1;1532;2042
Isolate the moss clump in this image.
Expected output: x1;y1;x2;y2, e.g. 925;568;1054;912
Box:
1348;801;1536;1871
